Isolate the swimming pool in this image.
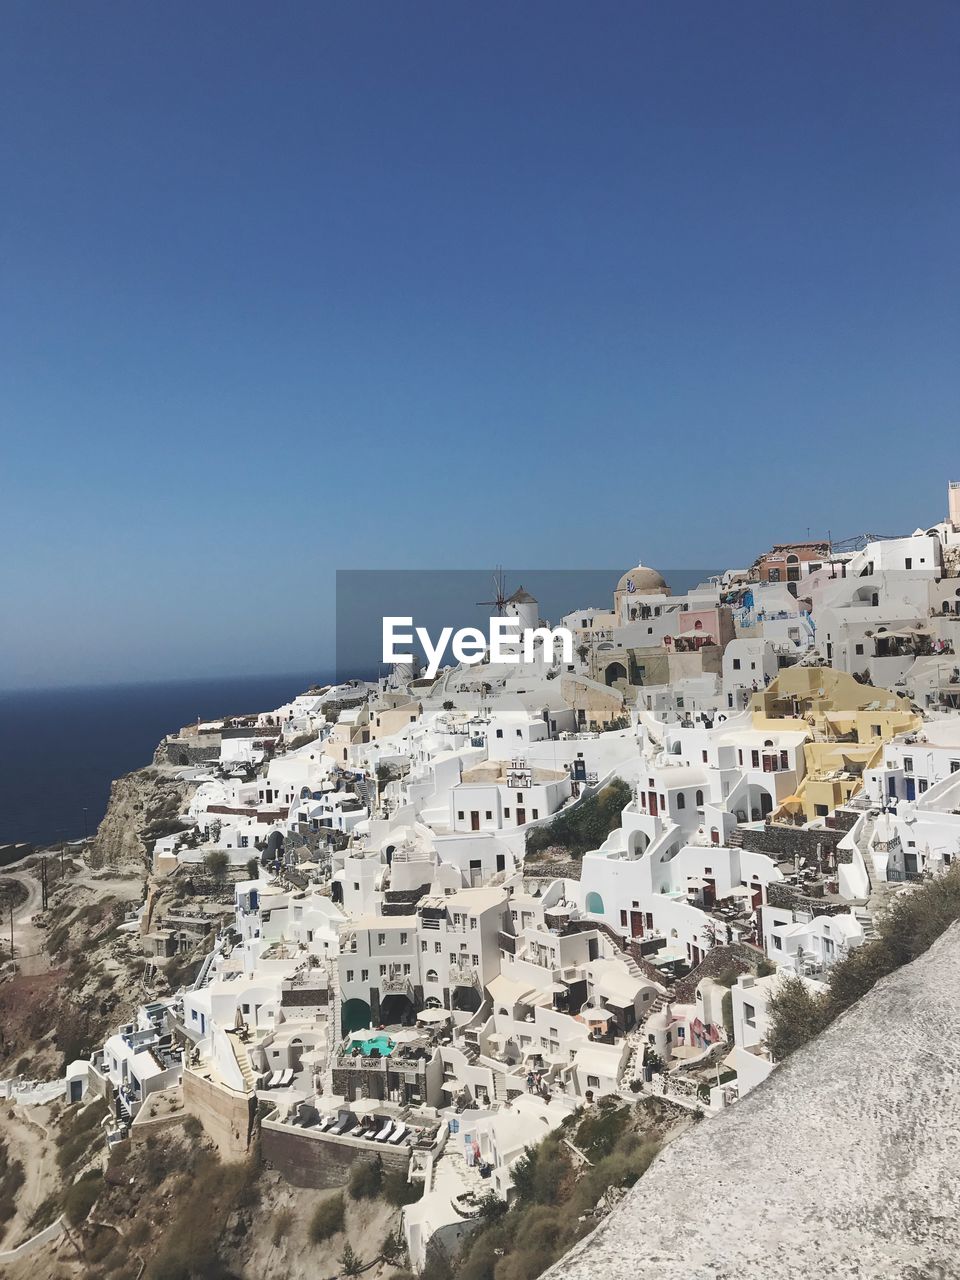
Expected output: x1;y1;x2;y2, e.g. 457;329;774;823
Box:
350;1034;395;1057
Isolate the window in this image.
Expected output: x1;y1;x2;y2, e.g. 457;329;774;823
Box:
532;809;539;820
815;804;829;817
485;810;492;820
620;910;628;926
951;761;960;774
733;658;741;670
346;970;354;983
677;793;685;809
905;557;912;570
702;750;708;763
421;940;427;951
516;729;522;737
434;942;442;953
504;808;510;817
457;810;464;820
516;792;524;803
773;936;782;950
744;1002;756;1028
361;968;368;981
903;757;913;773
695;790;704;806
496;729;503;738
587;1075;600;1088
855;644;864;656
379;965;386;976
400;932;408;946
377;933;386;946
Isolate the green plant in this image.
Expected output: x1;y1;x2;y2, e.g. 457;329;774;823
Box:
203;849;230;880
62;1172;103;1225
349;1154;383;1199
309;1193;344;1243
764;975;829;1061
340;1243;363;1276
383;1169;422;1206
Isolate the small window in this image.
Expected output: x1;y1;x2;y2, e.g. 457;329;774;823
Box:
677;793;686;810
496;729;503;739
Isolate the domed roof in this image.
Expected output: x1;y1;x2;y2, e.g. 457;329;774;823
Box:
616;563;669;596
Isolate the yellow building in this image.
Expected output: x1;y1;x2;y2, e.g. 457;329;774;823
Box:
751;667;921;823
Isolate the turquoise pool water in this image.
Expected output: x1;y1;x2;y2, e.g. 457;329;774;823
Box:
350;1034;395;1057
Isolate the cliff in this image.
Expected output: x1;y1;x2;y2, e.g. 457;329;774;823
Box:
91;764;198;872
546;922;960;1280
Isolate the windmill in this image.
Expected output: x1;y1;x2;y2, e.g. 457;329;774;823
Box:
477;566;509;615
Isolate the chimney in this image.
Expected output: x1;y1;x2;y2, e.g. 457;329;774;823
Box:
949;481;960;531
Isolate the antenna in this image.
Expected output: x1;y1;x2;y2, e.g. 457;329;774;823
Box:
477;566;509;615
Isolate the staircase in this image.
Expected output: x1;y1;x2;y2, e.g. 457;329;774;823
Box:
492;1072;508;1102
230;1035;257;1093
321;958;342;1097
727;827;746;848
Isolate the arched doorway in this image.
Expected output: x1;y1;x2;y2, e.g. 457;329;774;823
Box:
605;662;627;687
585;891;605;915
340;998;372;1036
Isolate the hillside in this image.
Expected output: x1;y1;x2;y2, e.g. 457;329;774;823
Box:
545;922;960;1280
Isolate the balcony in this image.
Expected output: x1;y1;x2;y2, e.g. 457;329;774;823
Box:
381;974;414;998
448;963;479;987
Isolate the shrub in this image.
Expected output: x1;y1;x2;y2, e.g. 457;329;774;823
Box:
764;975;829;1061
309;1193;344;1243
383;1169;422;1206
182;1115;203;1141
272;1208;294;1246
340;1244;363;1276
525;778;632;860
203;850;230;880
62;1173;102;1225
349;1154;383;1199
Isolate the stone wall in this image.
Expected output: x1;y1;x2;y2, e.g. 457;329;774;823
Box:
155;738;222;767
673;943;765;1003
182;1068;257;1160
738;823;845;864
261;1120;410;1189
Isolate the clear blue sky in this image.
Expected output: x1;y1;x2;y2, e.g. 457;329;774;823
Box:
1;2;957;689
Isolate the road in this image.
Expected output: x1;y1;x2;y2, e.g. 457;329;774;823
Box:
0;868;50;975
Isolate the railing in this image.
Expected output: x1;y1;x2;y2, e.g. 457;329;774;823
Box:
448;963;479;987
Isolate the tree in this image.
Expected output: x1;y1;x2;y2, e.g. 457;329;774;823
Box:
245;857;260;880
764;975;828;1061
204;850;230;881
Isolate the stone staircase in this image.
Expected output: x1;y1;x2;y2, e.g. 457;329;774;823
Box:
230;1035;257;1093
727;827;746;848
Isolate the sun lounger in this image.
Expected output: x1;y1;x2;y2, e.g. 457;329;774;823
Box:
363;1116;384;1140
317;1114;335;1132
278;1068;294;1087
372;1117;393;1142
388;1124;408;1144
266;1071;282;1088
328;1110;352;1135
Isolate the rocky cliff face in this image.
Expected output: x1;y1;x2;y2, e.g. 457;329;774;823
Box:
546;922;960;1280
91;764;198;872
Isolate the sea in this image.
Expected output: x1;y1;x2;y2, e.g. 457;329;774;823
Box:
0;673;328;848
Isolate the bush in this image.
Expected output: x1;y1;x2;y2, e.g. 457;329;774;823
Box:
349;1155;383;1199
309;1193;344;1243
272;1208;294;1246
62;1173;102;1225
383;1169;422;1206
182;1115;203;1141
764;975;829;1061
525;778;632;860
203;850;230;880
340;1244;363;1276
